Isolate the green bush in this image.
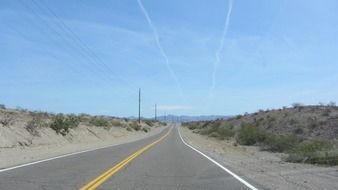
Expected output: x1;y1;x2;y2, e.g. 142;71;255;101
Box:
294;127;304;134
129;122;141;131
197;121;234;140
142;127;149;133
216;127;235;140
0;113;14;127
262;134;297;152
286;140;338;165
25;116;49;136
144;120;154;127
236;124;268;145
50;115;79;136
89;117;109;127
111;120;122;127
25;117;49;136
30;111;50;118
289;140;332;154
184;123;198;130
199;126;216;135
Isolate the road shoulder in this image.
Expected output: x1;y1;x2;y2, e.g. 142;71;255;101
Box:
179;126;338;190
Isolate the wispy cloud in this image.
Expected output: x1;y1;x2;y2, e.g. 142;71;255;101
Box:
157;105;191;111
137;0;183;97
209;0;234;97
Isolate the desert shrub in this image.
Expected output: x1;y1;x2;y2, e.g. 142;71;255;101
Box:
289;140;332;154
159;122;167;126
289;118;298;125
262;134;297;152
286;140;338;165
89;117;109;127
292;102;304;108
208;131;219;138
235;115;243;119
198;122;234;140
199;123;218;135
129;122;141;131
67;114;80;126
144;120;154;127
322;109;331;117
216;127;235;140
267;116;276;123
126;127;132;131
188;124;197;130
142;127;149;133
294;127;304;134
111;120;122;127
29;116;49;127
25;115;51;136
25;119;42;136
15;107;28;112
237;124;298;153
50;115;79;136
236;124;268;145
30;111;50;118
0;113;14;127
183;122;198;130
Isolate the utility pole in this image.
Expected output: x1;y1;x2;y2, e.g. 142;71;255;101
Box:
155;104;157;121
138;88;141;124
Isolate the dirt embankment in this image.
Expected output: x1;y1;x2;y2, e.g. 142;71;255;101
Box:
0;108;165;169
180;126;338;190
186;105;338;142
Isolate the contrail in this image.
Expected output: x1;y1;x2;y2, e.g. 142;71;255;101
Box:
209;0;233;97
137;0;183;97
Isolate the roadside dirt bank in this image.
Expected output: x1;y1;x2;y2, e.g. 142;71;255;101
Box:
0;125;165;169
180;126;338;190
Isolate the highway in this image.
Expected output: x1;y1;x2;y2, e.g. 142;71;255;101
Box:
0;125;257;190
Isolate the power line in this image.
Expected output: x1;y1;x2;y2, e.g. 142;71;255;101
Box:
17;0;107;83
32;0;138;93
155;103;157;121
16;0;138;104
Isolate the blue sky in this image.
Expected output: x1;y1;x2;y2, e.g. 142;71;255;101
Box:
1;0;338;117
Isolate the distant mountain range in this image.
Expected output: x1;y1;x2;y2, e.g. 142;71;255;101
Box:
155;115;231;123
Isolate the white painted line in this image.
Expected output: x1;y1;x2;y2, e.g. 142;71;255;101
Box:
0;143;120;173
0;127;167;173
177;126;259;190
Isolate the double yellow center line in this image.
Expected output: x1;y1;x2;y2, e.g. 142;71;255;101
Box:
80;127;172;190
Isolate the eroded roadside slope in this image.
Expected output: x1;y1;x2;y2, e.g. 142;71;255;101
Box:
0;108;166;169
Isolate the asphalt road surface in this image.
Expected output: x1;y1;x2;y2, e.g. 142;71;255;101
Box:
0;125;257;190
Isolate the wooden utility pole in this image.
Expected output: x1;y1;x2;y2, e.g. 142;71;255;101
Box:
155;104;157;121
138;88;141;123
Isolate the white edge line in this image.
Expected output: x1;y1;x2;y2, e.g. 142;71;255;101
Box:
177;126;259;190
0;127;167;173
0;143;120;173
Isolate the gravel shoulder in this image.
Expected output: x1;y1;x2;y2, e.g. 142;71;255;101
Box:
180;126;338;190
0;125;165;169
